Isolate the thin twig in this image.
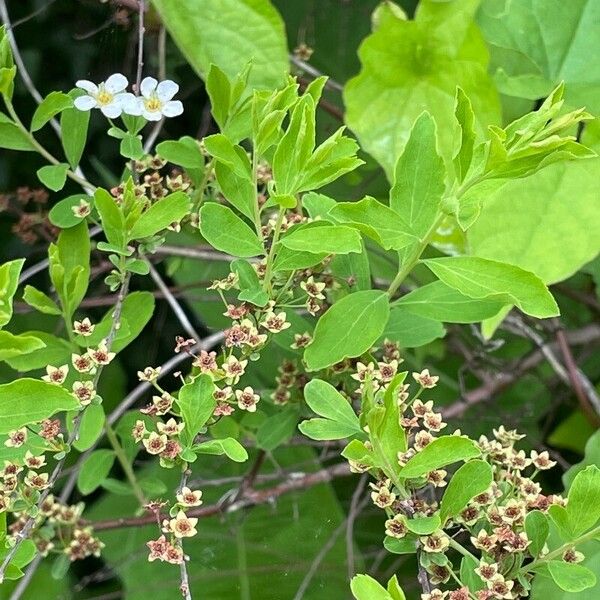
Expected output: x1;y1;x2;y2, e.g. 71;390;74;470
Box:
91;463;352;531
135;0;145;94
178;469;193;600
148;261;202;340
289;55;343;92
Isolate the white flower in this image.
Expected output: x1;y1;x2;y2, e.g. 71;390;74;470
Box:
74;73;133;118
126;77;183;121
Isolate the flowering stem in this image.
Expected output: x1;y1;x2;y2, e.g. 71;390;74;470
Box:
4;99;95;193
448;537;478;562
104;420;147;507
521;523;600;573
262;207;285;294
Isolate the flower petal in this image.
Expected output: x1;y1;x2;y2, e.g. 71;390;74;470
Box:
156;79;179;102
74;95;97;111
140;76;158;98
75;80;98;94
104;73;129;94
161;100;184;118
119;93;143;116
142;108;163;122
100;102;123;119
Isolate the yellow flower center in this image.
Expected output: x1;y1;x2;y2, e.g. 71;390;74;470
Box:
144;94;163;112
96;86;114;106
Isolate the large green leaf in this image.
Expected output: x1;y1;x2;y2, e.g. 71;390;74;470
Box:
422;256;559;318
304;290;390;371
0;379;79;433
151;0;288;89
177;374;216;447
395;281;506;323
0;258;24;327
344;0;500;177
477;0;600;113
383;307;445;348
468;160;600;284
399;436;480;479
199;203;264;257
389;112;445;238
0;332;45;361
439;459;493;523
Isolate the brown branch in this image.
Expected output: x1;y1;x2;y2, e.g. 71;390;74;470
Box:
92;463;351;532
443;324;600;420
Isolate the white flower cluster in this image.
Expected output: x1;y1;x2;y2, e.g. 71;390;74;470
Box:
74;73;183;120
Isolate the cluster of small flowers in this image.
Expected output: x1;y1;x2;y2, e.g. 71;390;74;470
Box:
145;487;203;564
1;426;103;561
132;369;185;467
74;73;183;120
0;186;57;244
347;360;571;599
42;320;115;408
270;359;305;406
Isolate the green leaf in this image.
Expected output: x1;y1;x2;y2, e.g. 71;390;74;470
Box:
453;87;476;183
214;161;255;220
120;133;145;160
231;259;268;307
0;331;45;361
82;291;155;354
0;112;35;151
328;197;416;251
36;163;69;192
300;379;361;437
203;134;252;179
60;92;90;169
350;574;393;600
422;256;559;319
206;64;231;129
468;160;600;285
566;465;600;538
279;224;362;255
304;290;390;371
177;374;216;447
299;418;361;441
194;437;248;462
129;192;190;240
0;379;79;433
547;561;596;593
156;136;203;169
0;258;24;327
386;575;406;600
395;281;506;323
77;449;115;495
383;536;417;555
477;0;600;113
405;514;441;535
344;1;499;177
94;188;126;249
3;331;71;371
390;112;446;238
256;407;299;451
525;510;550;557
400;436;481;479
73;403;105;452
30;91;73;132
151;0;287;89
439;459;493;524
383;307;445;348
48;194;91;228
199;203;263;257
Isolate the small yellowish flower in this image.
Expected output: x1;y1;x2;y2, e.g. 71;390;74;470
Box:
412;369;439;388
72;381;96;406
164;510;198;538
176;486;203;507
42;364;69;385
5;428;27;448
236;386;260;412
156;418;185;437
73;317;95;337
89;340;115;365
143;432;168;455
